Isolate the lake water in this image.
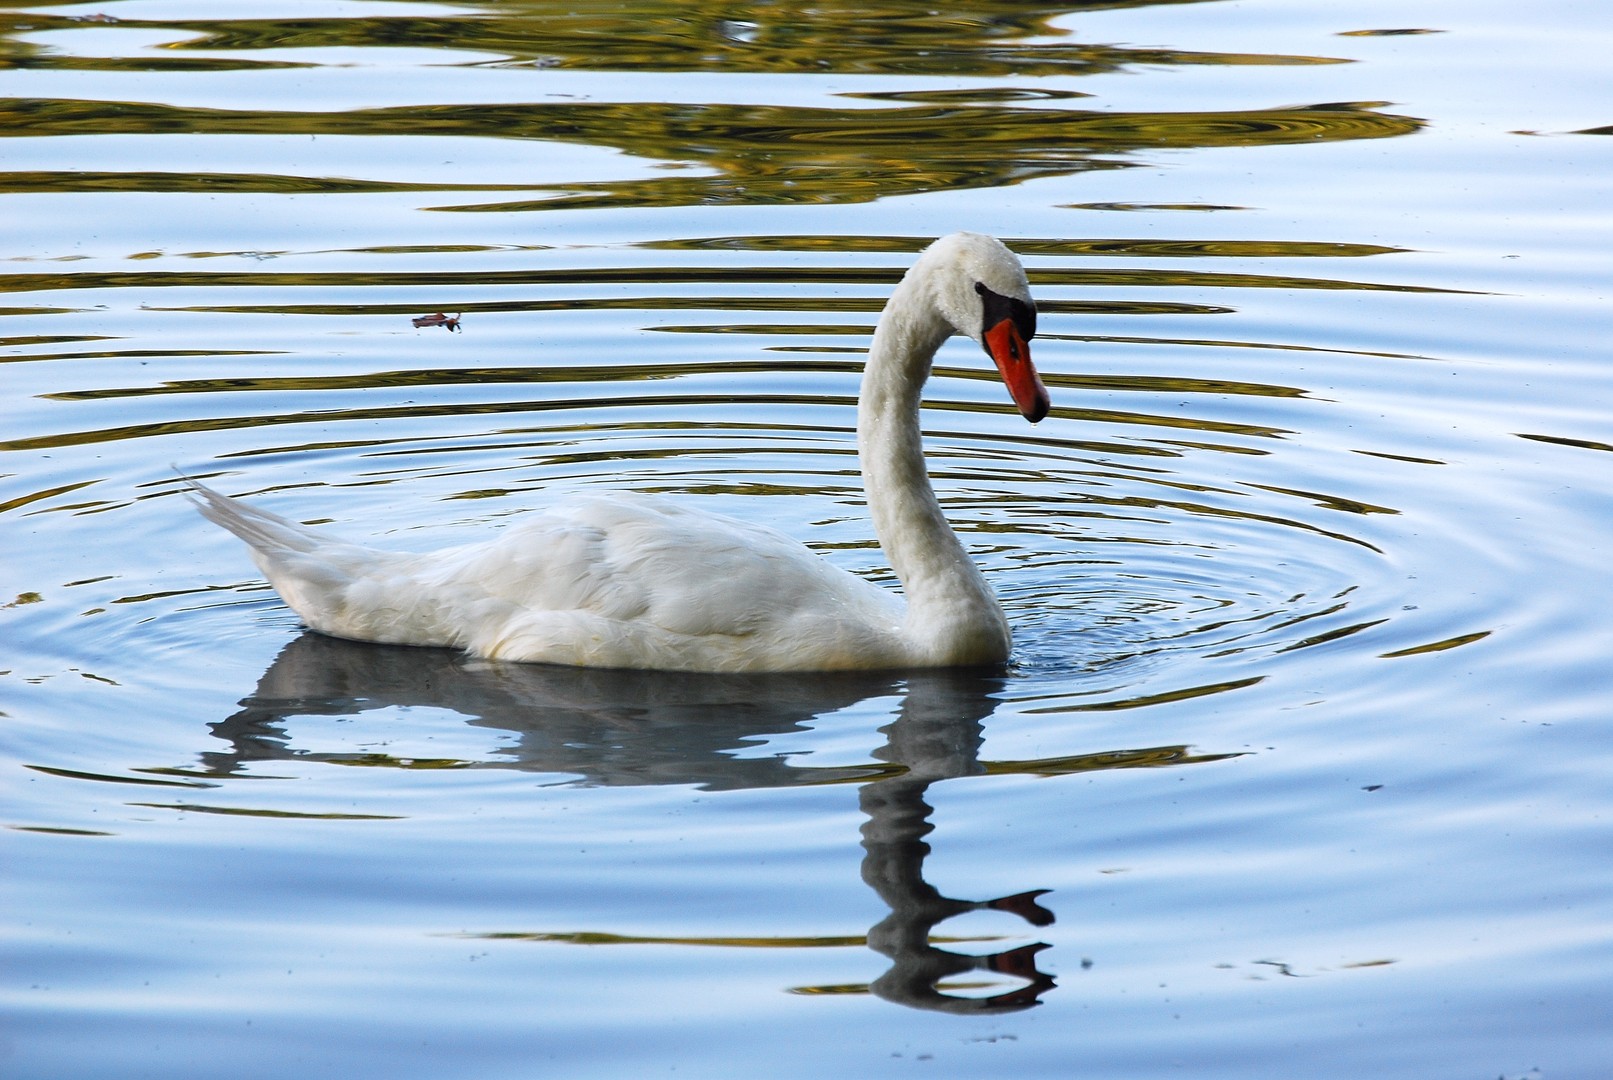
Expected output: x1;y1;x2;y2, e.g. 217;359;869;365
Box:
3;1;1611;1076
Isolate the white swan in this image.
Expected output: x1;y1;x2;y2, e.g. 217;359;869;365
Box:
189;232;1049;672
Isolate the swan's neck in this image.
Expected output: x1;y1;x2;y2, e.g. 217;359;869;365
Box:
858;275;1011;666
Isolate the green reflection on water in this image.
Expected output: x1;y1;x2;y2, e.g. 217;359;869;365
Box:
0;265;1449;296
1;94;1422;210
1;2;1341;77
2;0;1421;212
129;802;404;820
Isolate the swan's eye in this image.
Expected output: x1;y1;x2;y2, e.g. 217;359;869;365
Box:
974;282;1037;342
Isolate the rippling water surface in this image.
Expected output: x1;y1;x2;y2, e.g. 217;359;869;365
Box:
4;2;1612;1076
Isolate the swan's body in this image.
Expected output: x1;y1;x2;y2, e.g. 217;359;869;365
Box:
191;233;1049;672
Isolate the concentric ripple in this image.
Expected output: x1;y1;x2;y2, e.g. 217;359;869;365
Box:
2;234;1440;724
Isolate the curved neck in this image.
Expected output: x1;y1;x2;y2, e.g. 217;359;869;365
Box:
857;274;1010;666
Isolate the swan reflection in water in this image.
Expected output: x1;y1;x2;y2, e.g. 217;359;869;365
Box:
201;634;1227;1012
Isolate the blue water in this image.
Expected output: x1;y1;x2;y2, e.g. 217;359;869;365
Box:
3;2;1612;1076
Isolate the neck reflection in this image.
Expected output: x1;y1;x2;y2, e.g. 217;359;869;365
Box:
859;672;1056;1013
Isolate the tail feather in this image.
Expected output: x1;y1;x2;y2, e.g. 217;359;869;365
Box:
183;477;331;555
184;476;469;648
184;476;387;638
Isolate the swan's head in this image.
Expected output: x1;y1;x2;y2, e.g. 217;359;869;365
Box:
921;232;1050;424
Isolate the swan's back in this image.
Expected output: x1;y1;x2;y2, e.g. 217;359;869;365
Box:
191;482;908;672
434;494;910;669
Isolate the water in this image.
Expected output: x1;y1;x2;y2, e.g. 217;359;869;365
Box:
3;1;1611;1076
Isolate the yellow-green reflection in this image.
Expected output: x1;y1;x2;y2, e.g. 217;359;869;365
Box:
1379;630;1491;658
0;1;1421;212
0;94;1422;209
0;258;1454;302
129;802;403;820
0;2;1338;77
25;763;214;788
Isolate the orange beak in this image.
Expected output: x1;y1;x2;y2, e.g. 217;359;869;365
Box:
984;318;1050;424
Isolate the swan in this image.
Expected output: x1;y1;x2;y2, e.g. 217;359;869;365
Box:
188;232;1050;672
